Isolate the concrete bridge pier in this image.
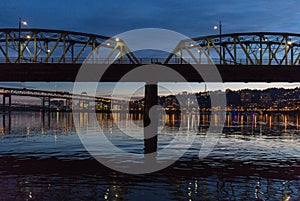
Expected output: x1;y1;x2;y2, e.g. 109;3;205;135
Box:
42;97;51;111
105;101;112;112
2;93;11;112
144;83;158;157
66;99;72;110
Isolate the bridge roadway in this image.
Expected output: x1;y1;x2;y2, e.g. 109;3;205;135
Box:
0;63;300;82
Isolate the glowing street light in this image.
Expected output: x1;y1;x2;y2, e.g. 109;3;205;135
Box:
18;18;28;63
21;21;28;26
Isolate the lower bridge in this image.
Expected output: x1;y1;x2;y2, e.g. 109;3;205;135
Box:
0;86;113;112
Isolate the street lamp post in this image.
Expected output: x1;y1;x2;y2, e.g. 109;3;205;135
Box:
214;21;222;64
18;18;28;63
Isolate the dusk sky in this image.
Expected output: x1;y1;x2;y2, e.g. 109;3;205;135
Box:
1;0;300;95
2;0;300;37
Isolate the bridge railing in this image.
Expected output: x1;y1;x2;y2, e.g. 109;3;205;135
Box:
0;57;298;65
0;57;178;64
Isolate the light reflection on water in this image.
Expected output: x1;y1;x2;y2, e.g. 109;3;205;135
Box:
0;111;299;200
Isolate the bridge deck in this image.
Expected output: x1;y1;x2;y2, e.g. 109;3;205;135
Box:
0;63;299;82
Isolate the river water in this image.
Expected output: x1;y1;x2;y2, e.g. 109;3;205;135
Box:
0;111;299;200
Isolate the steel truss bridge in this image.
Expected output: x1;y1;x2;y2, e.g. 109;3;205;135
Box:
0;28;300;65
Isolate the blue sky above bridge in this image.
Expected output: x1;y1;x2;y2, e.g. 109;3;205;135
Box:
1;0;300;94
2;0;300;37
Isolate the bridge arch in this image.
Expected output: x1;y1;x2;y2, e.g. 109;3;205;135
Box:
0;28;139;64
165;32;300;65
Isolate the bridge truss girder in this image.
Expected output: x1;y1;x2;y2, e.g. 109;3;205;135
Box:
0;28;139;64
165;32;300;65
1;29;300;66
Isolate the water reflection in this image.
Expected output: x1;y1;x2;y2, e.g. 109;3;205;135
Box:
0;111;299;200
221;112;300;137
2;111;300;136
0;112;74;136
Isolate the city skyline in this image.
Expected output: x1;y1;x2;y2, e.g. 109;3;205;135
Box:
2;83;300;106
1;82;300;98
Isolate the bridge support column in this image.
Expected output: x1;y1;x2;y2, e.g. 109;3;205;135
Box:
105;100;112;112
2;93;11;112
66;99;72;111
144;83;158;157
42;97;51;111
